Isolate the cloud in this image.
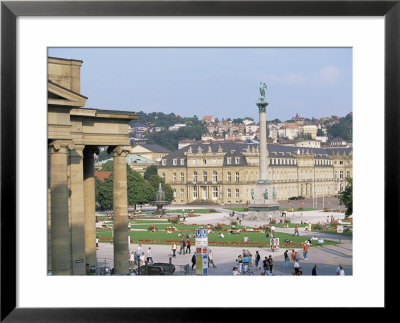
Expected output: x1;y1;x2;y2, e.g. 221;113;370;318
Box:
317;65;340;84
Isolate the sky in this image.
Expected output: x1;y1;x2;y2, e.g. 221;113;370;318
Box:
48;47;352;122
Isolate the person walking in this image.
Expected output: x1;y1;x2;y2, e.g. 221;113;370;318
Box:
135;244;142;266
179;238;186;255
191;253;196;270
147;247;153;264
294;260;300;275
237;255;243;273
139;251;145;266
312;264;318;276
171;242;177;257
96;236;99;250
294;224;299;236
283;250;289;268
339;265;345;276
129;251;135;267
303;243;309;260
255;251;261;270
262;256;269;275
208;250;216;268
186;238;191;254
291;249;296;262
268;255;274;274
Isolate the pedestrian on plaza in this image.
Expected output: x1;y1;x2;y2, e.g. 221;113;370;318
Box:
179;238;186;255
312;264;318;276
268;255;274;274
262;256;269;275
129;252;135;267
171;242;177;257
291;249;296;262
255;251;261;270
233;266;239;276
208;250;216;268
135;244;142;265
96;236;99;250
339;265;345;276
336;264;342;275
237;255;243;273
283;250;289;268
147;247;153;264
186;238;191;254
191;253;196;270
139;251;145;266
295;251;300;262
303;242;309;260
294;224;299;236
294;260;301;275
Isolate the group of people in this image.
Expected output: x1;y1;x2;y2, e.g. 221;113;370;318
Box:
171;236;192;257
190;249;217;270
129;244;153;268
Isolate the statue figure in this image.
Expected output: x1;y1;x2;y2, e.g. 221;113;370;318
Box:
259;82;267;97
264;189;268;200
273;188;277;200
251;189;255;200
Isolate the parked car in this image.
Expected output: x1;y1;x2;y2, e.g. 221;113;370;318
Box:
288;196;298;200
133;263;175;275
297;196;305;200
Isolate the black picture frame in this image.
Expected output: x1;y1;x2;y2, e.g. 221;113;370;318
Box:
1;0;398;321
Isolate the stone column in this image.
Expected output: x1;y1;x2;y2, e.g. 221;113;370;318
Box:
49;141;73;275
257;103;268;181
83;146;99;274
70;145;86;275
109;146;130;274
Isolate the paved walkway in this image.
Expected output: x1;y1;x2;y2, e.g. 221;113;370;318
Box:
95;206;352;276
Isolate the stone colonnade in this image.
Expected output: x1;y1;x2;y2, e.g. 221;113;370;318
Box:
49;140;130;275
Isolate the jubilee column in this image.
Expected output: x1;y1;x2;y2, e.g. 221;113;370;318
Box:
257;82;269;182
109;145;131;274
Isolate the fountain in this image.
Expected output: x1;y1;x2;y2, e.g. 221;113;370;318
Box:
151;183;169;217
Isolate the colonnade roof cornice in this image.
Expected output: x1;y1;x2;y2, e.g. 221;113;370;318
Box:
70;108;139;121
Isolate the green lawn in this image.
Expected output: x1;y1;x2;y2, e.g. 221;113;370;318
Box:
224;208;247;212
165;209;218;214
96;227;336;248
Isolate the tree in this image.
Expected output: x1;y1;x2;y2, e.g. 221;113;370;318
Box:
127;170;154;210
100;160;114;171
143;165;158;180
96;175;114;208
338;177;352;217
317;128;324;136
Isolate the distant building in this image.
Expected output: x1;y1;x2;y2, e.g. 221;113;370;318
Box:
131;144;171;162
302;125;318;139
168;123;186;131
158;142;352;205
201;115;215;123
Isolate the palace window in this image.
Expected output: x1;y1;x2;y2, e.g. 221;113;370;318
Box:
173;189;176;198
162;173;166;181
227;172;232;182
346;171;350;178
212;187;218;199
193;186;198;199
340;160;343;165
180;188;184;198
227;189;232;198
180;159;185;165
180;173;184;183
227;157;232;165
340;170;343;180
235;172;240;183
173;173;176;182
340;183;344;191
235;157;240;164
203;159;207;165
173;159;177;165
212;171;217;183
235;189;240;198
193;171;197;183
162;159;166;166
203;171;208;183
